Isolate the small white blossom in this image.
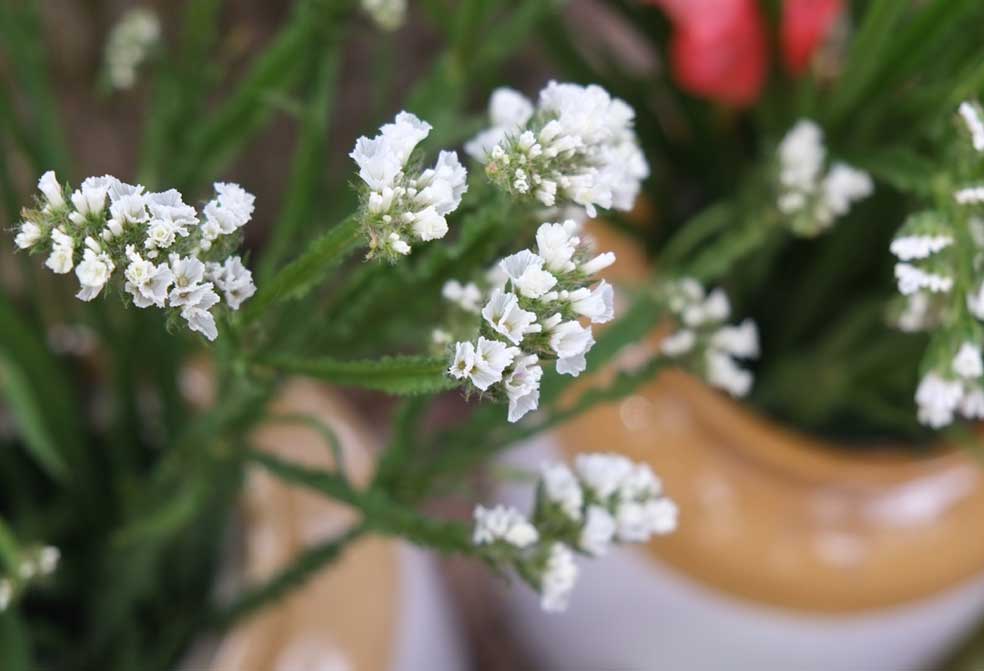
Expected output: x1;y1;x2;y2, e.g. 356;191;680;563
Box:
210;256;256;310
75;247;115;301
472;505;539;548
711;319;760;358
916;372;963;428
953;342;984;379
37;170;65;209
540;462;583;521
579;505;616;557
360;0;406;31
895;263;954;295
105;7;160;90
778;120;825;193
503;354;543;423
580;251;616;276
540;543;578;612
470;336;519;390
575;453;632;500
500;250;557;299
705;350;753;397
14;222;42;249
482;289;540;345
660;329;696;357
449;341;477;380
536;220;580;273
124;246;173;308
569;280;614;324
960;101;984;152
890;235;954;261
442;280;483;313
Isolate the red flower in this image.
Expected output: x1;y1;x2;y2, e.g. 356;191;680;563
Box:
781;0;844;75
652;0;769;108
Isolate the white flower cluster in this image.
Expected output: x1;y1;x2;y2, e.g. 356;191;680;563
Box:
659;279;759;397
360;0;406;30
959;102;984;153
104;7;160;90
890;211;956;297
466;82;649;218
776;120;873;236
915;342;984;428
447;220;616;422
13;171;256;341
0;545;59;612
350;112;467;261
472;453;677;612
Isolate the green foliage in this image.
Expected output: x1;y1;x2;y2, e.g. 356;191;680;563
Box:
257;354;459;396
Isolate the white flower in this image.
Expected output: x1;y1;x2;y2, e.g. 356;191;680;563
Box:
124;246;173;308
895;263;953;295
74;248;114;301
168;255;208;306
575;453;632;500
616;498;678;542
465;88;534;159
388;233;411;255
105;7;160;90
953;343;983;379
540;463;583;521
442;280;482;313
711;319;760;358
37;170;65;208
500;250;557;299
503;354;542;423
569;280;614;324
660;329;696;357
211;256;256;309
350;136;405;191
536;220;580;273
619;463;661;500
915;372;963;428
579;505;616;557
482;289;540;345
38;546;60;575
179;283;221;341
416;150;468;216
410;206;449;241
955;186;984;205
361;0;407;30
472;505;539;548
580;251;616;276
778;120;825;193
819;163;872;220
960;101;984;152
890;235;954;261
45;233;75;274
449;341;476;380
540;543;578;612
961;386;984;419
968;283;984;320
550;320;595;362
203;182;255;236
70;185;108;219
706;350;753;397
108;192;149;227
14;222;42;249
471;336;519;390
147;189;198;231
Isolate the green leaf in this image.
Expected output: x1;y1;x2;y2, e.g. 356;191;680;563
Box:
241;213;362;323
0;613;33;671
850;147;938;197
257;354;458;396
258;49;340;281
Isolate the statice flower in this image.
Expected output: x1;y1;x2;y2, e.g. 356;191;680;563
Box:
104;7;160;90
467;82;649;217
776;120;873;236
446;220;616;422
659;278;759;397
361;0;406;30
890;101;984;429
471;453;676;613
0;544;60;613
11;171;256;341
350;112;468;261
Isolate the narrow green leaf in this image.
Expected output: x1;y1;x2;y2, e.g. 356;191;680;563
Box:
241;213;362;323
258;49;339;281
0;357;67;482
258;354;458;396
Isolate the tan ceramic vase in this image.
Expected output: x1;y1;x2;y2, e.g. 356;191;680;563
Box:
494;223;984;671
180;379;464;671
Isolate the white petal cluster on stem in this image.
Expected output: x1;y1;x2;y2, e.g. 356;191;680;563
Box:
446;220;616;422
468;82;648;217
471;453;676;613
12;171;256;341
